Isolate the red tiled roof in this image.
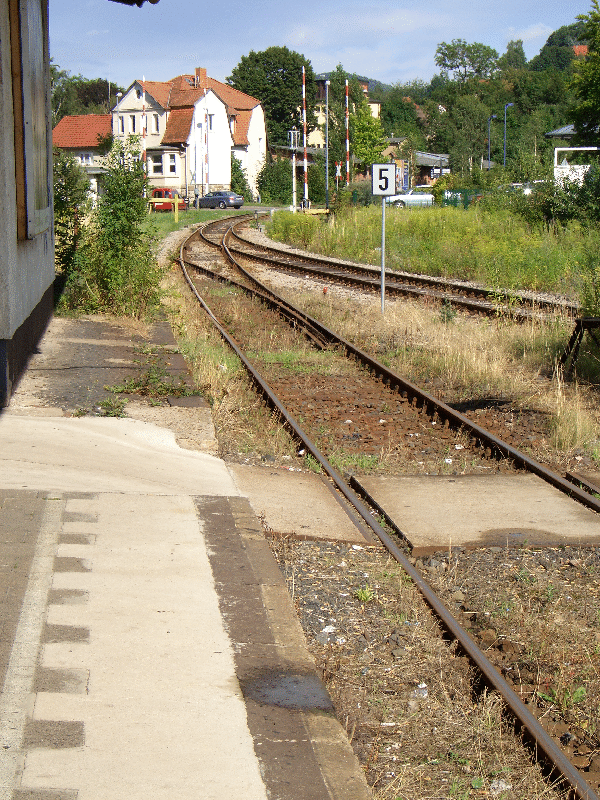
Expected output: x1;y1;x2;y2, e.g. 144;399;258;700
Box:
130;70;263;148
161;107;194;145
207;77;259;112
573;44;589;57
52;114;112;148
232;110;251;147
141;81;172;108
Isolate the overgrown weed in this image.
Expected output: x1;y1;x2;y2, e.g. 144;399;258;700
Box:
267;205;590;298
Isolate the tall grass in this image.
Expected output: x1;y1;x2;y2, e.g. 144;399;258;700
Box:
267;207;596;298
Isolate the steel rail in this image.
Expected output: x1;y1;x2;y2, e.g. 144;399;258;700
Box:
190;223;600;516
178;227;599;800
228;221;578;317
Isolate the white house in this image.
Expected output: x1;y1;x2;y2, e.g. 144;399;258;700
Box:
52;114;112;202
112;68;266;199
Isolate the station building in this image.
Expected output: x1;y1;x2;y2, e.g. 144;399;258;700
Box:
0;0;159;408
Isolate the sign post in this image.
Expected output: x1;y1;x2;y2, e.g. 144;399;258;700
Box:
371;163;396;313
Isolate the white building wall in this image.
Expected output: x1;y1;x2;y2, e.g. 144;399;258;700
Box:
0;0;54;405
189;91;233;193
113;83;164;149
235;106;266;198
0;0;54;340
113;84;185;194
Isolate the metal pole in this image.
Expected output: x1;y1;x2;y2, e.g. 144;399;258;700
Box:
345;79;350;185
380;196;385;314
142;76;147;170
325;80;330;210
302;67;308;206
289;128;298;212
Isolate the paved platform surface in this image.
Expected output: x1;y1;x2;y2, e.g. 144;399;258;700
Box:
0;315;371;800
357;473;600;555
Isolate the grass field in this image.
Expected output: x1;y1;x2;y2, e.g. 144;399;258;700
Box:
266;205;597;302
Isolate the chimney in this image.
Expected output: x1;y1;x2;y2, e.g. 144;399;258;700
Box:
195;68;207;89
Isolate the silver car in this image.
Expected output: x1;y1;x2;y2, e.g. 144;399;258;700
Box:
385;186;434;207
197;191;244;209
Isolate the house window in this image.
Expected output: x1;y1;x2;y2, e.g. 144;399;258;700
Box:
79;153;92;164
152;114;159;134
208;114;214;130
130;115;136;134
168;154;177;175
119;116;125;134
149;154;163;174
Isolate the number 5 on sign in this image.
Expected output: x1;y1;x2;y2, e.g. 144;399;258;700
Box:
372;163;396;196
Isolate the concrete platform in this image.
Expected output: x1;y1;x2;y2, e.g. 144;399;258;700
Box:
0;315;372;800
228;464;372;544
356;473;600;555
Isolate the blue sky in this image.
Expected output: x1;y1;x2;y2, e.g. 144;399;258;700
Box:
49;0;589;91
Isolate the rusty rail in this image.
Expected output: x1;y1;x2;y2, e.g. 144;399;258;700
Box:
178;224;599;799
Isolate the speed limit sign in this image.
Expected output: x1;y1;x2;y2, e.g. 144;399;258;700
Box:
371;163;396;196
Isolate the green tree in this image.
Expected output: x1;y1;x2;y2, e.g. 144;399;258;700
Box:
231;154;252;199
530;22;586;72
498;40;528;72
321;65;366;176
379;85;426;143
52;148;90;277
351;103;387;173
307;155;326;204
51;60;124;125
570;1;600;143
257;156;292;205
227;47;317;146
435;39;499;84
432;94;489;175
59;137;161;317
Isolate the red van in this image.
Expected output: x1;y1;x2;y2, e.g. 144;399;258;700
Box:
150;188;187;211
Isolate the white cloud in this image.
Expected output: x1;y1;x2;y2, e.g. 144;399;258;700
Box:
507;23;553;43
288;5;448;50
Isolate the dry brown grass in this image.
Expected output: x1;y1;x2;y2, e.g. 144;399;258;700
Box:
269;281;600;463
163;266;300;464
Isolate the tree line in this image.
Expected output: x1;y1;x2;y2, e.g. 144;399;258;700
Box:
51;1;600;200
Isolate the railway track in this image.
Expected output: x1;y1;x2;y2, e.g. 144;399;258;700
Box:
211;216;578;321
178;216;600;800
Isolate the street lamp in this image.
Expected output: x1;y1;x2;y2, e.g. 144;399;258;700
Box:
487;114;496;170
503;103;514;167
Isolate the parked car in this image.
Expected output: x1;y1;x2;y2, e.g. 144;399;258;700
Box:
197;191;244;209
150;188;187;211
385;186;434;207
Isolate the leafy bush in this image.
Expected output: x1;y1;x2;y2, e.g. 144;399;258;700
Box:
267;210;321;247
58;137;162;318
53;148;90;278
231;154;252;200
257;155;292;205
